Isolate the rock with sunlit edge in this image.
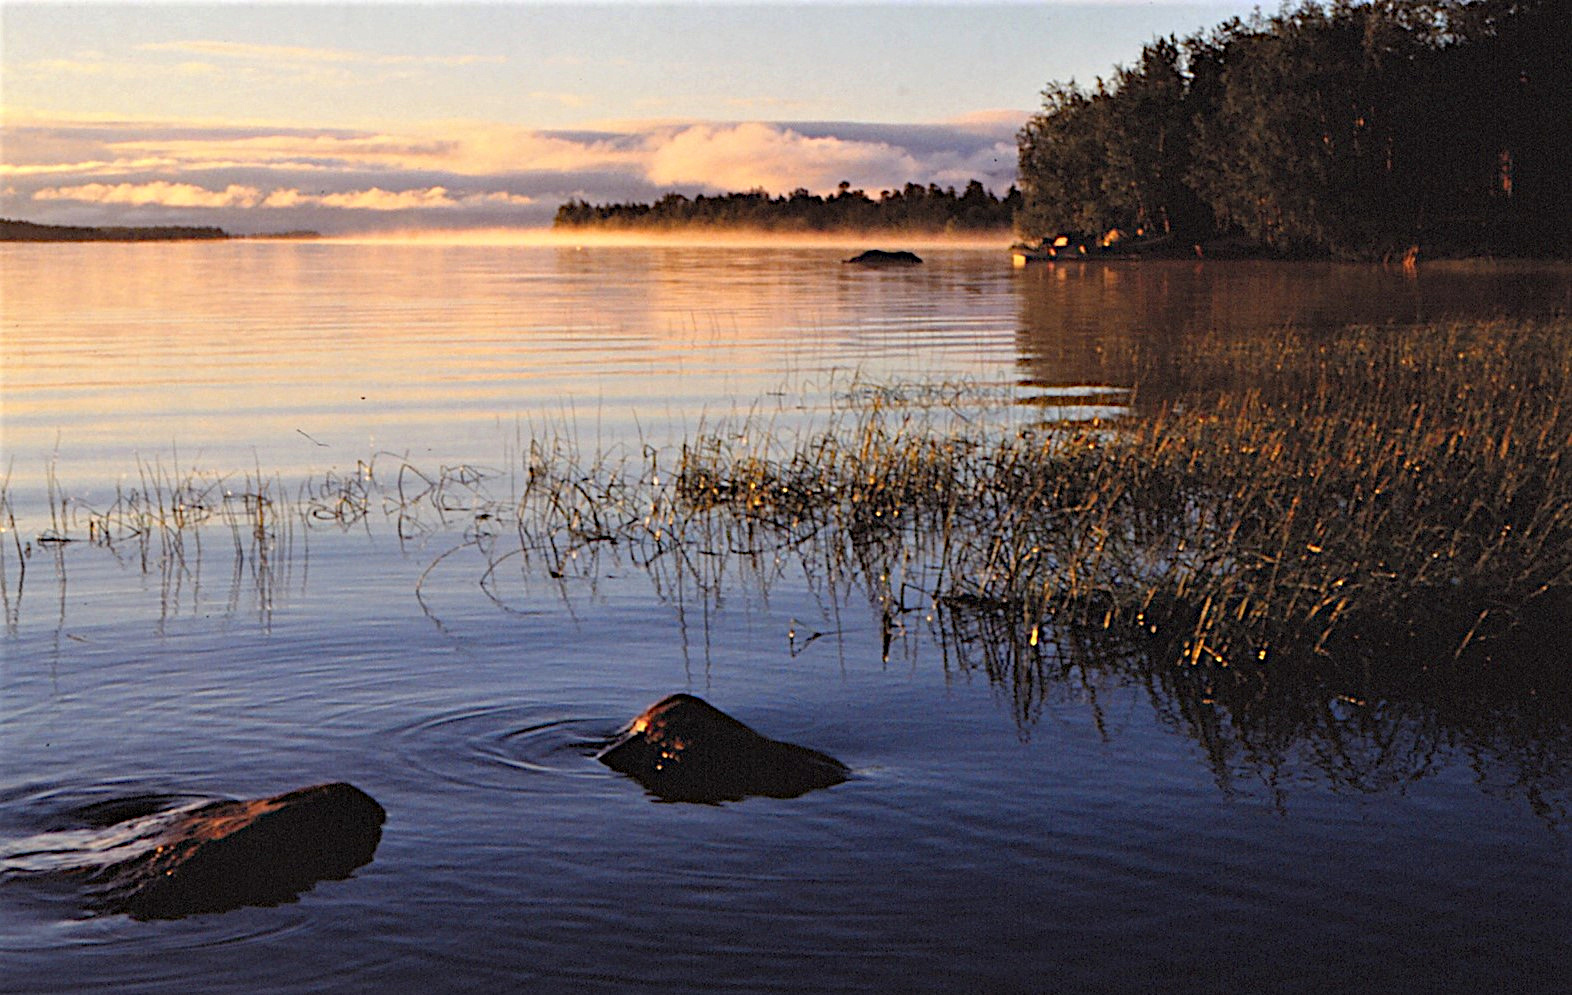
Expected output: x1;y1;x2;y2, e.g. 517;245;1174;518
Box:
598;694;849;802
63;782;386;919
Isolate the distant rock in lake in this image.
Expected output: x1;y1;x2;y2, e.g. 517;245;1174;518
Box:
844;249;923;267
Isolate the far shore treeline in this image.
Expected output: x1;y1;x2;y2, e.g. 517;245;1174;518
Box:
1018;0;1569;258
1;218;230;242
554;181;1022;234
0;219;319;243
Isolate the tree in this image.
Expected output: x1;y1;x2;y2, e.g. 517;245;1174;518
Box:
1016;81;1109;236
1014;0;1570;256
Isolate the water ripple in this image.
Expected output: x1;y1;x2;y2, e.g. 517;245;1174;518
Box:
0;781;315;954
387;703;618;793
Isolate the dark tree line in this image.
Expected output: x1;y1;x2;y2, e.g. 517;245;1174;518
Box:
1017;0;1571;257
554;181;1022;233
0;218;230;242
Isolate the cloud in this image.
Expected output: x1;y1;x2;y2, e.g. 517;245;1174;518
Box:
4;114;1018;233
0;157;178;177
34;181;264;208
646;123;922;195
74;124;641;178
33;181;533;212
945;109;1033;131
306;187;533;211
7;116;1016;193
108;131;457;171
421;125;644;175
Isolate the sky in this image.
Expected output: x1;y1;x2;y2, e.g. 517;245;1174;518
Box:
1;2;1262;234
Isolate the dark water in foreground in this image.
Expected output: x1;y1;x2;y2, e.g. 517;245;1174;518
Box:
2;245;1569;992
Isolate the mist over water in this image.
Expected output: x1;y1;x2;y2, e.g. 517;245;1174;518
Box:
2;243;1569;992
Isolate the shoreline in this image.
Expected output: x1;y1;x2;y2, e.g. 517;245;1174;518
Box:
0;218;319;243
7;217;1569;262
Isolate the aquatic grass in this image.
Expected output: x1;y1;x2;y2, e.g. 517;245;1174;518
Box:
668;318;1572;689
1123;319;1572;669
0;463;23;635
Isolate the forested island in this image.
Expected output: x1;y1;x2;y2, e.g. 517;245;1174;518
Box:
554;181;1021;234
1016;0;1569;258
0;219;319;242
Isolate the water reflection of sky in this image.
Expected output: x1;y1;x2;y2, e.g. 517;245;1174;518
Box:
3;246;1570;992
9;249;1563;481
3;244;1021;505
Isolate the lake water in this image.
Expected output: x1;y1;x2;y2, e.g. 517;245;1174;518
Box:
2;243;1569;993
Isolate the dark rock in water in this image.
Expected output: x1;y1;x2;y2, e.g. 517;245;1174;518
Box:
598;693;849;802
844;249;923;266
73;782;385;919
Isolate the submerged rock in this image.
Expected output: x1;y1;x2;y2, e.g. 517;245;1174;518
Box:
844;249;923;266
598;694;849;802
34;782;385;919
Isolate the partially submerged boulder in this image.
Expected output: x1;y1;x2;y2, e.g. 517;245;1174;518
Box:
72;782;385;919
598;694;849;802
844;249;923;267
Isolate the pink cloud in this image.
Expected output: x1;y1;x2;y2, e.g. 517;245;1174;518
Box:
645;123;922;195
33;181;263;207
32;180;532;212
5;114;1016;233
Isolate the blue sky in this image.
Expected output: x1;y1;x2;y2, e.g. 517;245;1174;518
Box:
2;2;1262;232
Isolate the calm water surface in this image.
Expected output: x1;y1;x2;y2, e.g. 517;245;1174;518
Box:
2;244;1569;993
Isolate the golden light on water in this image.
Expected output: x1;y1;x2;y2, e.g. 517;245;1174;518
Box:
322;227;1011;250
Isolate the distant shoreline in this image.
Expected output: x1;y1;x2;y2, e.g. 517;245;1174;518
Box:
554;182;1020;236
0;218;320;243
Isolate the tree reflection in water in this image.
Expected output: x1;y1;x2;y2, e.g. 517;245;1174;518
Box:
929;590;1569;825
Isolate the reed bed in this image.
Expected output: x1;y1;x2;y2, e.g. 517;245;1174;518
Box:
669;318;1572;690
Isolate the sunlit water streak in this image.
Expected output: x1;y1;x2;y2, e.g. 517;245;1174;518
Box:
2;244;1569;992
